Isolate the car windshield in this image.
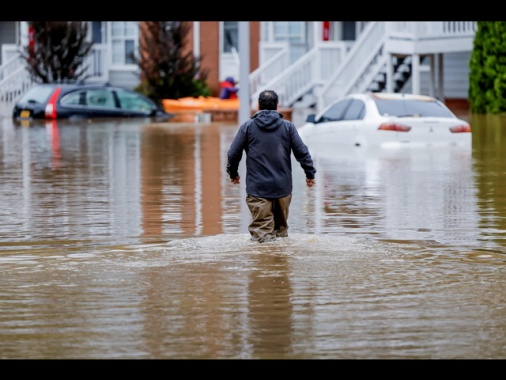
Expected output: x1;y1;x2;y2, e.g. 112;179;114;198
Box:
19;86;54;103
374;99;455;118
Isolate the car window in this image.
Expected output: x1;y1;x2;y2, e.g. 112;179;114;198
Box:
60;91;85;106
86;89;116;108
318;99;352;122
19;86;54;103
374;99;455;118
115;89;155;112
342;99;365;120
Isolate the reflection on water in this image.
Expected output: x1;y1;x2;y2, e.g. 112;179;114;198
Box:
0;115;505;359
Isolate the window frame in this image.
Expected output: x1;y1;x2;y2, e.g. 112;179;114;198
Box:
109;21;139;68
222;21;238;54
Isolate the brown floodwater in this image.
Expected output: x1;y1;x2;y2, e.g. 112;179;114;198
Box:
0;114;505;359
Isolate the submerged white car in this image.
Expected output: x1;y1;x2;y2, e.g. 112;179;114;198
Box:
297;92;471;149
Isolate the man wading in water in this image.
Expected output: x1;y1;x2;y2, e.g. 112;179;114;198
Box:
226;90;317;242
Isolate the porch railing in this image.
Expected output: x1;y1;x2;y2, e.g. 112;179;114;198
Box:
251;41;351;109
249;43;290;99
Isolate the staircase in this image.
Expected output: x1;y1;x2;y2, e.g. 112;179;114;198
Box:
368;56;416;93
249;41;352;110
0;54;33;118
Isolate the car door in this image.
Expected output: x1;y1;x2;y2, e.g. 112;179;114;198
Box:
83;89;121;117
113;88;157;117
341;99;366;147
316;98;356;145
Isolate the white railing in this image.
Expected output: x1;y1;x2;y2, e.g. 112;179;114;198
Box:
1;43;22;70
317;22;386;112
249;44;290;98
387;21;476;38
251;41;350;108
0;49;33;118
0;65;33;118
0;52;24;82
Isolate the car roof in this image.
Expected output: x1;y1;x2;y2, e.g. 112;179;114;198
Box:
32;82;152;100
33;82;119;91
315;92;451;120
349;92;437;102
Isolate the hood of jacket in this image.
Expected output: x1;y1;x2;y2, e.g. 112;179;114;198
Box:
251;110;284;131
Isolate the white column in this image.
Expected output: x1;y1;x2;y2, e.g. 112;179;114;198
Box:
193;22;200;58
428;54;435;97
313;22;320;47
386;54;393;92
238;22;250;124
412;54;420;94
19;22;29;46
238;22;251;234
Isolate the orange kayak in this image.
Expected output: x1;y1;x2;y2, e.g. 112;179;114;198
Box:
162;96;239;113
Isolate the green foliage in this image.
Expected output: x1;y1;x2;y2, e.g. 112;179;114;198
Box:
20;21;93;84
469;22;506;114
133;21;210;104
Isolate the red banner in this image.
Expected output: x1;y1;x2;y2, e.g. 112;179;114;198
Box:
322;21;330;41
28;25;35;60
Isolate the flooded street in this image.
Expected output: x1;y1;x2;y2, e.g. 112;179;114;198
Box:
0;115;505;359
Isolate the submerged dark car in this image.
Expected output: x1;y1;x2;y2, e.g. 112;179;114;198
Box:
12;82;173;122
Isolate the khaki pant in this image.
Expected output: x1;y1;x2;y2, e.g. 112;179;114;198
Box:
246;194;292;242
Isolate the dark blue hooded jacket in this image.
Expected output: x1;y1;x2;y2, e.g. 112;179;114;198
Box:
226;110;316;198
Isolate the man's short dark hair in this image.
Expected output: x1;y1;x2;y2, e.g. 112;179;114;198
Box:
258;90;278;110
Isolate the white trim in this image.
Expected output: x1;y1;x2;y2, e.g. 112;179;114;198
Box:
219;21;239;82
193;21;200;58
19;22;29;46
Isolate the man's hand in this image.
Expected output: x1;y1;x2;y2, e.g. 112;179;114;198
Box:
306;178;315;187
231;176;240;184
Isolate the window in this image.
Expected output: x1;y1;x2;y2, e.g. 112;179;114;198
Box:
223;21;238;53
272;22;305;43
110;22;138;65
268;22;307;62
86;89;116;108
319;99;353;122
374;99;454;118
116;89;154;112
342;21;356;41
19;86;53;103
60;91;84;106
342;99;365;120
91;21;103;44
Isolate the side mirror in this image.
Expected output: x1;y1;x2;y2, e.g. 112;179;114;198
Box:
306;114;316;123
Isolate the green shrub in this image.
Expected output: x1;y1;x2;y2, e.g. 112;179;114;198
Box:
469;22;506;114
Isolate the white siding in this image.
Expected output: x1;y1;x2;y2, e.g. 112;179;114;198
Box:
403;51;471;99
108;70;140;90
